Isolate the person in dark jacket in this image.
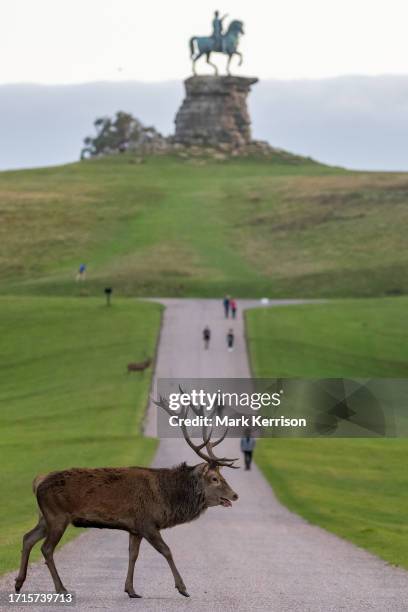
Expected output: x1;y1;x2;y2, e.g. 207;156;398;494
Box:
223;295;230;318
227;328;234;352
203;325;211;349
240;431;256;470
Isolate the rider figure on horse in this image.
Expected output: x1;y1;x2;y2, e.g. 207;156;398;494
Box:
190;12;244;75
212;11;228;52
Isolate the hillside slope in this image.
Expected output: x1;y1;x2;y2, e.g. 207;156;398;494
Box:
1;153;407;298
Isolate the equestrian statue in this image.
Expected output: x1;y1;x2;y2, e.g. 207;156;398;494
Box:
189;11;245;76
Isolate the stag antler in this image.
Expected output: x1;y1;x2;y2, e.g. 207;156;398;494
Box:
154;393;239;468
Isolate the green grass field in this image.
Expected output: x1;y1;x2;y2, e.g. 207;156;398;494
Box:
246;298;408;567
0;296;161;574
1;151;408;574
1;153;408;298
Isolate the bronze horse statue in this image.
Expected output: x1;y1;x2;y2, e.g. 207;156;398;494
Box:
189;20;244;76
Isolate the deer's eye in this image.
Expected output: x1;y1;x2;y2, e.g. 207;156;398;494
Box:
212;477;218;483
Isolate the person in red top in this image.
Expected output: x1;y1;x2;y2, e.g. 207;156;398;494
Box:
230;298;237;319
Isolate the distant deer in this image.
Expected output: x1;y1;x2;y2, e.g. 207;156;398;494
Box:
127;357;152;373
15;398;239;599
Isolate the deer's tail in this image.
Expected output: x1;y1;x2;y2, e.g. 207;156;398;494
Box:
189;37;197;57
32;474;47;495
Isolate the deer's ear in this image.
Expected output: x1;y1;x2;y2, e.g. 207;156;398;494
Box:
194;462;209;476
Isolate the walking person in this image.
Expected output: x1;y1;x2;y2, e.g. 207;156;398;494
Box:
226;328;234;352
203;325;211;349
240;430;256;470
76;263;87;281
230;298;237;319
223;294;230;318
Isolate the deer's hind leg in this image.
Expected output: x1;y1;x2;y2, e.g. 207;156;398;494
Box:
15;515;47;592
125;533;142;598
40;519;69;593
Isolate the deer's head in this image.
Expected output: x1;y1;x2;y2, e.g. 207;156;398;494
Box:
194;462;238;508
155;392;239;509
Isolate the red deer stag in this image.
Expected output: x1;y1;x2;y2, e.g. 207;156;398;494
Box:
127;357;152;373
15;397;239;599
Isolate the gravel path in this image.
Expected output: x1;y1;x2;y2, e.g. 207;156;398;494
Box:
1;298;408;612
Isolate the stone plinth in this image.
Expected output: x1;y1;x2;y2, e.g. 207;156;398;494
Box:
174;76;258;147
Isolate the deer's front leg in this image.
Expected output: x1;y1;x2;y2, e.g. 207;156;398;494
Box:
145;529;189;597
125;533;142;598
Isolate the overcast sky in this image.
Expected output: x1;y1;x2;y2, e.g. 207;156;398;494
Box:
1;0;407;83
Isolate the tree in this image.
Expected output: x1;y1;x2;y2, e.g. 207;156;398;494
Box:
80;111;163;159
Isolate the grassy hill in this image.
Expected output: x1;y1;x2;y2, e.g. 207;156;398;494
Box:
1;153;408;298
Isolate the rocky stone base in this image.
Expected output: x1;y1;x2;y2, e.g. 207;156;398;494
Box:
174;75;258;147
167;139;278;159
127;138;309;164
